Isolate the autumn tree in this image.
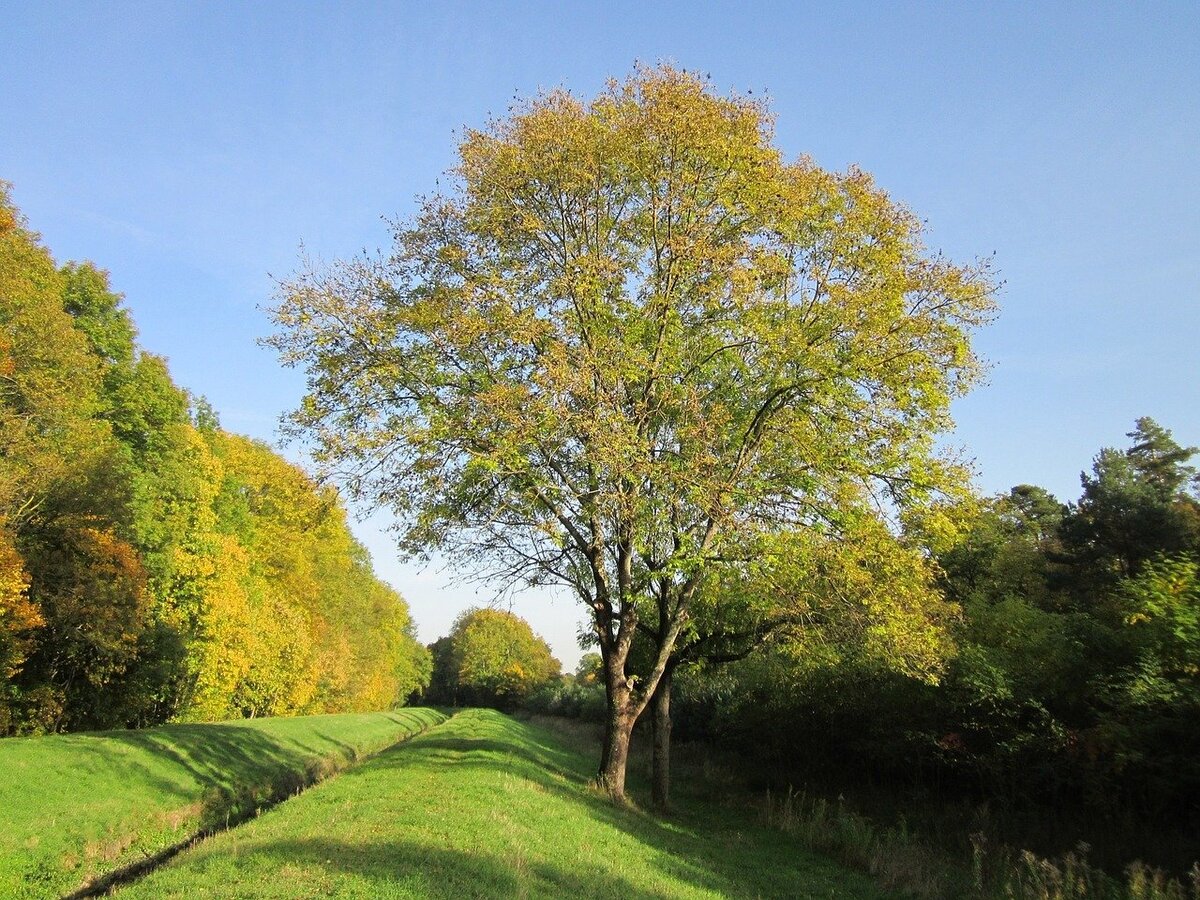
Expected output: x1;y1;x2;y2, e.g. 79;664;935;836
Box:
183;431;430;719
430;608;559;708
0;533;37;731
575;653;603;684
56;260;202;725
0;187;103;531
0;184;429;732
268;65;995;801
0;186;137;730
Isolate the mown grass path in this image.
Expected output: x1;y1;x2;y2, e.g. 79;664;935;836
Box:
117;709;890;899
0;708;446;898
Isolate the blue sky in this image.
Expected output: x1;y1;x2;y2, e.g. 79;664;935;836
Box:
3;2;1197;667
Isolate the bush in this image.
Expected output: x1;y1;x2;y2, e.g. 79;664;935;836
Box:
522;677;606;722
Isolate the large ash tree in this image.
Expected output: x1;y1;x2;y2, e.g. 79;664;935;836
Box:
267;66;995;802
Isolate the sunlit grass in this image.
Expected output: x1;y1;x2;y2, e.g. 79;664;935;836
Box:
117;708;889;899
0;708;445;898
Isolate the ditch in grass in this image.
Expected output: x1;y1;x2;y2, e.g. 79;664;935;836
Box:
0;708;447;898
114;708;891;899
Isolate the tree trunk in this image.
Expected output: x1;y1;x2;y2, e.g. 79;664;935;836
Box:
598;666;614;775
651;666;673;812
598;718;611;775
598;704;635;802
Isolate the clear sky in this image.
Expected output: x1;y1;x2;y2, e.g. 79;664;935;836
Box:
2;2;1197;669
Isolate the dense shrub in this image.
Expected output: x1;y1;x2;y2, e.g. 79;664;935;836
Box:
522;677;606;722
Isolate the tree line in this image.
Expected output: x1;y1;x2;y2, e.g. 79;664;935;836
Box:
0;185;431;735
666;417;1200;867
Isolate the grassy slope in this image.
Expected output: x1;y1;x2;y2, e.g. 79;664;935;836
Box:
0;707;446;898
119;709;891;899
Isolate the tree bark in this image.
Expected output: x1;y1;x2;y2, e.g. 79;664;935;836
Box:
598;702;635;801
598;662;614;775
651;665;673;812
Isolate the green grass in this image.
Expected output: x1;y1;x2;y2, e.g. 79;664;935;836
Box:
0;707;446;898
115;708;891;899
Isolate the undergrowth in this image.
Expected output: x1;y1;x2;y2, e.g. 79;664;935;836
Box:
759;784;1200;899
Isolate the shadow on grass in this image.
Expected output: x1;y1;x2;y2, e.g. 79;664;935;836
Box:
285;710;885;899
54;710;445;898
88;710;442;825
242;837;681;899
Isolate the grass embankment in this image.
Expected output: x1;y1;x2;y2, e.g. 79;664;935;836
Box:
0;707;446;898
117;708;889;899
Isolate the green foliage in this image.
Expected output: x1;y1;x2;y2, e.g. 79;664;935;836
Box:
574;652;603;683
428;608;559;709
1120;556;1200;684
60;262;137;366
1059;420;1200;591
682;417;1200;878
931;422;1200;823
523;675;607;722
938;485;1067;611
0;187;104;527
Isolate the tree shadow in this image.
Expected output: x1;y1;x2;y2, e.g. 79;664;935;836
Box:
229;710;890;899
234;837;681;899
43;709;885;898
89;710;444;815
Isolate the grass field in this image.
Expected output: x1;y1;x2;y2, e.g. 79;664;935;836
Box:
0;707;446;898
114;708;890;899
